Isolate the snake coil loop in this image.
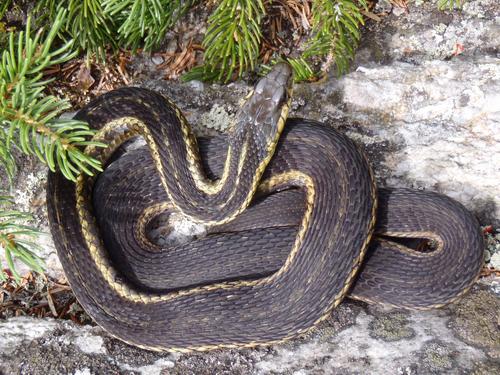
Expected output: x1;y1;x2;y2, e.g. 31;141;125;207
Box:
47;64;484;352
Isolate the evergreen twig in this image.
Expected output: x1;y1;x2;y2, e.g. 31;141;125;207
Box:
103;0;194;52
0;196;45;282
284;57;317;82
184;0;367;83
0;127;15;184
261;57;317;82
0;0;11;20
0;9;106;281
186;0;267;82
35;0;117;59
303;0;367;75
0;9;106;182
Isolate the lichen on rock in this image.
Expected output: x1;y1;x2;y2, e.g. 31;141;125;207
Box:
448;288;500;360
368;311;415;342
1;1;499;373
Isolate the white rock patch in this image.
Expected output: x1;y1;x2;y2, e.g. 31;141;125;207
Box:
73;368;92;375
255;310;486;374
119;357;176;375
341;58;500;222
74;332;106;354
0;317;59;355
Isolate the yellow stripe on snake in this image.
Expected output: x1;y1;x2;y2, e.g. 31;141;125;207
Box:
47;63;484;352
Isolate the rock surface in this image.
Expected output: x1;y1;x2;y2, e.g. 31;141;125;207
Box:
2;0;500;373
311;57;499;225
1;286;499;374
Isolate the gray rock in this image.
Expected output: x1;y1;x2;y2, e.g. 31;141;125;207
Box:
2;1;499;373
337;58;500;225
355;0;500;65
447;288;500;359
1;287;497;374
151;55;165;65
491;252;500;269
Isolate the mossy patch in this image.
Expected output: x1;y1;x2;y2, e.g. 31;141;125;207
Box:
368;311;415;342
418;340;457;373
448;287;500;359
469;359;500;375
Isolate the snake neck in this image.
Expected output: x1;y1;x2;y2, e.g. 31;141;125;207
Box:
164;100;290;225
79;64;292;225
159;63;293;224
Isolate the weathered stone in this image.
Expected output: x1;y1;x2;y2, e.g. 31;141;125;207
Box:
490;252;500;269
355;0;500;65
470;359;500;375
2;1;499;373
448;289;500;359
151;55;165;65
368;311;415;342
336;58;499;225
2;289;497;374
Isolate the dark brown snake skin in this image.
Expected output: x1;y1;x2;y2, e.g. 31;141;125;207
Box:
92;131;484;308
47;66;484;352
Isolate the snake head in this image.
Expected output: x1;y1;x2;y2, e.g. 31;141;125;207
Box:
233;63;293;160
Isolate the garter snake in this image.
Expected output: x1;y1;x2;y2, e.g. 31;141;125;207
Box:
47;63;484;352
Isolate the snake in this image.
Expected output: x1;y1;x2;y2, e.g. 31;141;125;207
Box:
46;63;484;352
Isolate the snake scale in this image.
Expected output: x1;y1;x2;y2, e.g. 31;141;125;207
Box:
47;63;484;352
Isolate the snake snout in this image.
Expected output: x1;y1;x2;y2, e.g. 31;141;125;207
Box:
254;63;293;99
239;63;293;132
270;62;293;87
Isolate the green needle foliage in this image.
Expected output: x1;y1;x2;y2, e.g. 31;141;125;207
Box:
184;0;366;83
438;0;464;10
302;0;367;76
283;57;317;82
0;9;105;182
36;0;195;57
103;0;193;52
0;127;16;184
0;9;106;281
260;57;317;82
0;0;11;19
184;0;266;83
35;0;117;59
20;0;369;83
0;196;45;282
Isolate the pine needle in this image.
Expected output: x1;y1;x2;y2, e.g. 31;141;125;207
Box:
0;9;106;182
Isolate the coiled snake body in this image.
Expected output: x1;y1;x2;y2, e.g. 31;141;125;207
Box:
47;64;484;352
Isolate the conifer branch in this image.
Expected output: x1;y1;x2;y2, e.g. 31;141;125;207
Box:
0;0;11;20
0;9;106;281
0;127;16;183
35;0;117;59
0;9;106;182
103;0;194;52
185;0;266;82
0;196;45;282
303;0;367;75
